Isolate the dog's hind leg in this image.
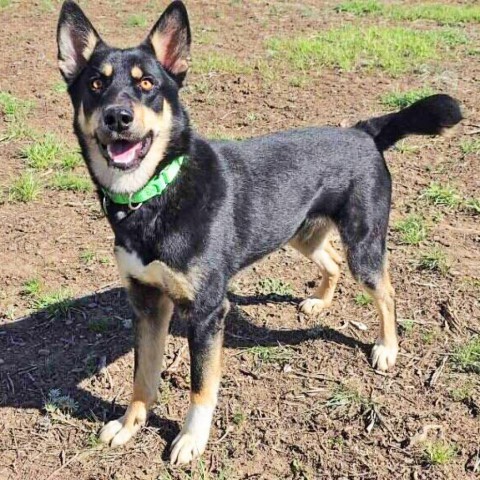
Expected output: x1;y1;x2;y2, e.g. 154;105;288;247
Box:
290;220;341;315
99;281;173;447
337;184;398;372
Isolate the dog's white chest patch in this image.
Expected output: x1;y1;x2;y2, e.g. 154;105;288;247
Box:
114;246;197;301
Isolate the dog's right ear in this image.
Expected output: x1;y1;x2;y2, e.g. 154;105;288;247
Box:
57;1;102;83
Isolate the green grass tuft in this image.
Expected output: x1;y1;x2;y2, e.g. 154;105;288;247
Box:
460;139;480;155
336;1;480;25
50;172;92;192
246;345;292;365
22;278;42;297
418;247;449;274
88;318;111;333
380;88;434;110
464;198;480;215
0;91;33;120
0;92;35;141
33;289;75;316
336;0;381;16
195;54;252;75
267;27;466;75
394;214;427;245
257;278;294;297
354;292;373;306
126;13;148;28
325;385;370;409
423;441;457;466
452;336;480;373
44;388;79;416
0;0;12;8
8;172;42;202
422;183;461;208
21;134;62;170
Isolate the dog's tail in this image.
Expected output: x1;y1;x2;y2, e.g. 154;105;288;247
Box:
354;94;462;152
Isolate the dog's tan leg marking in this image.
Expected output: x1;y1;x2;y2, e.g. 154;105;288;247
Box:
290;223;341;315
99;294;173;447
170;300;228;465
369;267;398;371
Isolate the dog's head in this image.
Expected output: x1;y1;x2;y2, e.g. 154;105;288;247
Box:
57;0;191;194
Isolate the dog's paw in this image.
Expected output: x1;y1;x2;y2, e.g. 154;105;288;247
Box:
299;298;327;315
170;404;213;465
99;413;144;447
170;431;208;465
371;340;398;372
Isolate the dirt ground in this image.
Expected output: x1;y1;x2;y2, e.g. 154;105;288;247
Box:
0;0;479;479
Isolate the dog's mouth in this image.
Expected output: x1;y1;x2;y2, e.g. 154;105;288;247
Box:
98;133;153;170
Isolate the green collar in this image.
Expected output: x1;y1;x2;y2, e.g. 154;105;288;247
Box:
103;155;187;206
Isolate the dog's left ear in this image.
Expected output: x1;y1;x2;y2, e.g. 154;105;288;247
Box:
145;1;191;86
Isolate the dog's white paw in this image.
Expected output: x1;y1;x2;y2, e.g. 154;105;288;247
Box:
299;298;327;315
99;413;144;447
371;340;398;372
170;404;213;465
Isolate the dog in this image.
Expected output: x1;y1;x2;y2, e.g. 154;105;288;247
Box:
56;0;462;465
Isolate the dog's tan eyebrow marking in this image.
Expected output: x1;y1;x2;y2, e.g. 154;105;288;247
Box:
101;63;113;77
131;66;143;79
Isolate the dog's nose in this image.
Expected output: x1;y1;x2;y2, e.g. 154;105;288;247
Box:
103;106;134;132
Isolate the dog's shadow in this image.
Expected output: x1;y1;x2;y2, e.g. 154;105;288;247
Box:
0;287;369;449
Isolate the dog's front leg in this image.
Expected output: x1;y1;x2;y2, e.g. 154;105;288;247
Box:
170;299;230;465
100;282;173;447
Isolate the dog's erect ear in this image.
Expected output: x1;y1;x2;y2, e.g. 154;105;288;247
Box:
57;1;102;83
145;1;191;85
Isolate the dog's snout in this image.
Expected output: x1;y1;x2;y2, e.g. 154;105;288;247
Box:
103;106;134;132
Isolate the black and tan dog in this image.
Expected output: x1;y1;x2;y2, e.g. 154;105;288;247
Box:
57;0;462;465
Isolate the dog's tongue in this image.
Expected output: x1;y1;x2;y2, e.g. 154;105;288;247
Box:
107;140;142;165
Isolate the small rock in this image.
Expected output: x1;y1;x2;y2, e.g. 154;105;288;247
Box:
283;364;292;373
0;358;4;365
38;349;50;356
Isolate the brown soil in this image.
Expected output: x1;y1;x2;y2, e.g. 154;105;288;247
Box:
1;1;479;479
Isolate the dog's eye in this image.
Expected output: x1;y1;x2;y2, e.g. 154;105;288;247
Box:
139;78;154;92
90;78;103;92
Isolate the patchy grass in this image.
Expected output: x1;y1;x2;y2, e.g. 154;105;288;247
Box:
0;91;33;120
325;384;370;410
44;388;79;416
195;54;252;75
246;345;293;365
8;172;42;202
256;278;294;297
460;139;480;155
336;1;480;25
422;183;461;208
380;88;434;110
22;278;42;297
126;13;148;28
0;91;35;141
354;292;373;306
452;336;480;373
449;382;474;402
80;249;96;265
336;0;381;16
59;151;83;170
52;81;68;93
50;172;92;192
418;247;450;274
22;134;82;170
88;318;111;334
21;134;62;170
33;288;75;316
0;0;12;8
267;27;466;75
464;198;480;215
232;411;246;426
394;214;427;245
423;441;457;466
